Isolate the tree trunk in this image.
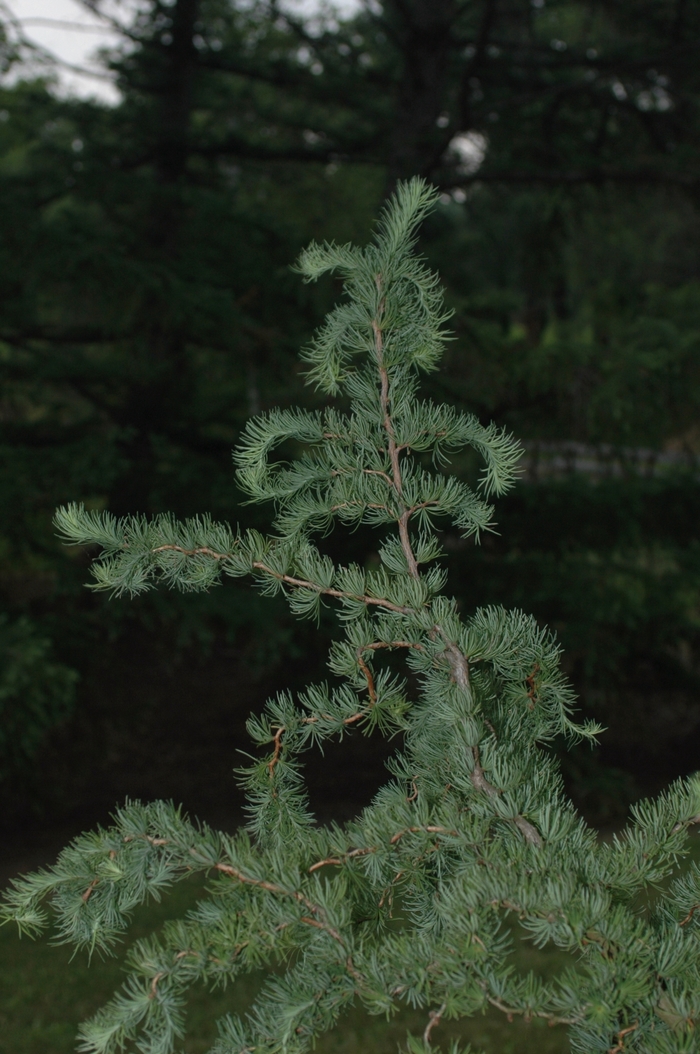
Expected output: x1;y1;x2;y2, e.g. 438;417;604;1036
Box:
382;0;460;192
110;0;201;516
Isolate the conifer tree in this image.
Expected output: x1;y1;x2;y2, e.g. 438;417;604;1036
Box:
4;179;700;1054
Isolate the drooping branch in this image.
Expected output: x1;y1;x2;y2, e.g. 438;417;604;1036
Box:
212;862;347;947
148;545;416;614
423;1001;446;1045
266;706;372;777
471;746;543;848
356;639;425;704
480;983;585;1027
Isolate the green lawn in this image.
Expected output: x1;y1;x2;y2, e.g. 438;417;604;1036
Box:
3;835;699;1054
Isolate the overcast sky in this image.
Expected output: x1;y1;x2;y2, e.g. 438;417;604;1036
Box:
2;0;361;104
3;0;124;102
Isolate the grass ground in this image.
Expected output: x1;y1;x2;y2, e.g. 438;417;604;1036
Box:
2;835;699;1054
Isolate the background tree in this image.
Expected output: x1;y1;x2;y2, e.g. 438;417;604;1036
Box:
0;0;699;833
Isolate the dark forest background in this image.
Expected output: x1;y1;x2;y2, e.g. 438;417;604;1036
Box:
1;0;700;850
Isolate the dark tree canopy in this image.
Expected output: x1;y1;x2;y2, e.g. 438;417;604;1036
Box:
0;0;699;829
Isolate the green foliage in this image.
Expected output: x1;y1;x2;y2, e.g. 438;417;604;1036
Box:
4;180;700;1054
0;614;78;776
0;865;581;1054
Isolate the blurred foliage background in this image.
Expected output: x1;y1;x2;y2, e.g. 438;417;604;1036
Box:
1;0;700;841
